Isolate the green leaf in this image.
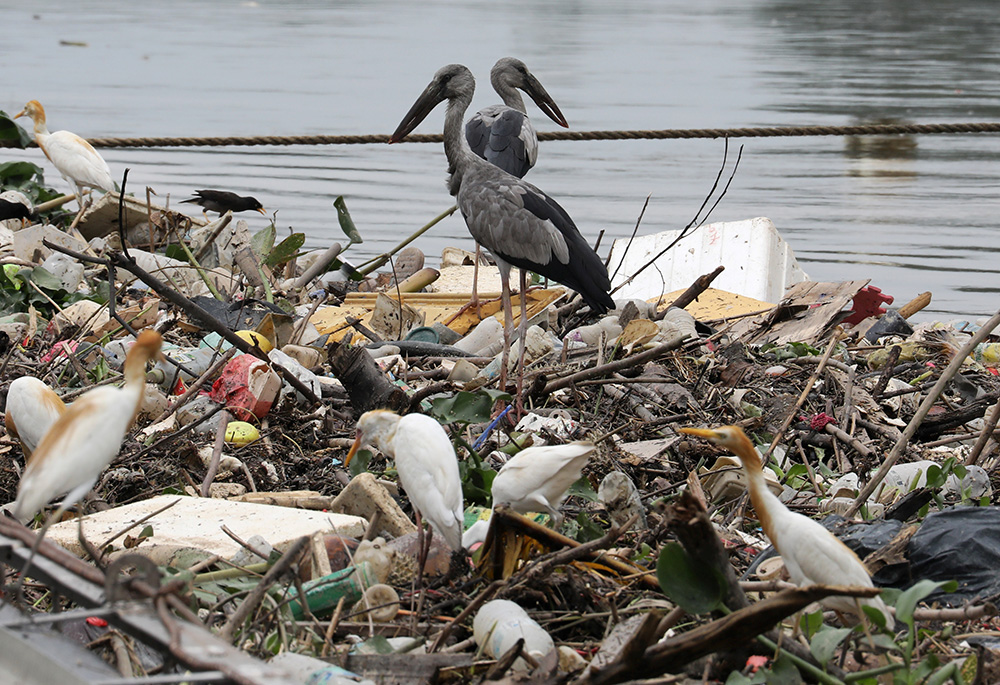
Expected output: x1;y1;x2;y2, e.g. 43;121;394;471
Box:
862;602;888;629
895;579;958;625
263;232;305;267
809;625;852;665
799;609;824;639
461;462;496;506
250;223;276;258
29;266;63;291
164;244;190;262
656;542;726;615
571;510;605;541
334;196;363;244
429;390;511;425
766;655;801;684
348;449;372;477
567;476;598;501
0;113;32;148
0;160;44;186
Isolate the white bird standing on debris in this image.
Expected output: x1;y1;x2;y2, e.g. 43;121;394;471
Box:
4;377;66;459
492;441;595;528
345;410;464;551
680;425;889;625
11;330;163;588
15;100;115;205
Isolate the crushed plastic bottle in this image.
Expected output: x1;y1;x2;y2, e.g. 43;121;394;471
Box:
473;599;555;671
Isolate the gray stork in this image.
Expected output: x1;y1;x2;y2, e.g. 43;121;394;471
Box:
390;64;614;394
465;57;568;179
463;58;568;314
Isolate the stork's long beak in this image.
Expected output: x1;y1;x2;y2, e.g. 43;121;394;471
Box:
389;82;444;144
344;432;363;466
256;207;268;216
524;76;568;129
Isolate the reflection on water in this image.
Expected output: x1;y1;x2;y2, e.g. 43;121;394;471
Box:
1;0;999;321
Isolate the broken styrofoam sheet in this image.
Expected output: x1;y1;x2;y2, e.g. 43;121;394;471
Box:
607;217;808;304
45;495;366;565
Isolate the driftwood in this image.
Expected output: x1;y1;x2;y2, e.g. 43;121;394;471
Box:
655;265;725;318
327;340;407;414
576;585;875;685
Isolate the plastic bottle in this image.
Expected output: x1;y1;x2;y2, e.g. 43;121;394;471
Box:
473;599;555;671
454;317;504;356
287;561;377;620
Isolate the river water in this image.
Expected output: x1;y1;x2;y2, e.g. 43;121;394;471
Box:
2;0;999;322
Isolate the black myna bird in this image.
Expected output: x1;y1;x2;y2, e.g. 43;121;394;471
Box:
181;190;266;216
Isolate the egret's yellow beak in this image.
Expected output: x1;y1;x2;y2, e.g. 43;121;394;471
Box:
344;433;363;466
678;427;718;440
13;108;26;120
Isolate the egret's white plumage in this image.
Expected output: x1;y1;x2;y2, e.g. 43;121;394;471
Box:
15;100;114;203
4;377;66;459
13;330;162;521
680;426;889;624
346;410;464;550
492;441;595;527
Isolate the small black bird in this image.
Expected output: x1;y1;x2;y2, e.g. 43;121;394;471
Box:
0;198;32;223
181;190;267;216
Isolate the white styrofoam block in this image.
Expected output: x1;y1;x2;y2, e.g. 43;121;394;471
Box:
607;217;808;304
45;495;367;564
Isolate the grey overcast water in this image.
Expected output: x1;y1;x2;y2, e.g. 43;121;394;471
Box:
2;1;1000;322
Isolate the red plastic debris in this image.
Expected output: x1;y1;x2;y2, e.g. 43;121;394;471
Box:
808;413;838;431
843;285;893;326
745;655;769;673
41;340;79;363
209;354;281;421
85;616;108;627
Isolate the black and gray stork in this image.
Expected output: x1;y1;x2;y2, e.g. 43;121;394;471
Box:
390;64;614;396
463;58;569;314
465;57;568;179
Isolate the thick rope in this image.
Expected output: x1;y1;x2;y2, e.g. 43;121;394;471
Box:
3;121;1000;149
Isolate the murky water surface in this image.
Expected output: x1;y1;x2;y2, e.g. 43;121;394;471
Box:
2;0;999;321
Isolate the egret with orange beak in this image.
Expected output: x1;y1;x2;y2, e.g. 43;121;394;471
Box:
680;425;889;625
11;331;164;588
345;410;463;551
15;100;114;205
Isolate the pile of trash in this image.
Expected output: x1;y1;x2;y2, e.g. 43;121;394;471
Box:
0;187;998;685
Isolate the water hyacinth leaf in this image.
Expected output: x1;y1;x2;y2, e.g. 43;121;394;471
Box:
809;626;852;665
0;113;32;148
567;476;599;501
460;461;495;505
656;541;726;615
348;449;372;478
334;196;363;244
264;232;305;267
250;222;276;258
895;579;957;625
767;656;802;685
430;389;511;425
28;266;63;292
0;160;45;186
